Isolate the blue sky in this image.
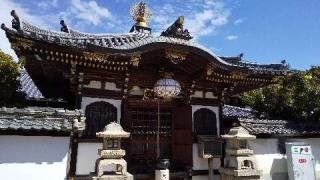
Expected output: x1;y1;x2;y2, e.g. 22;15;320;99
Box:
0;0;319;70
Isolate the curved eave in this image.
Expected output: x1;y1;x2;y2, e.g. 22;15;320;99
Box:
2;23;288;76
86;36;243;72
87;37;289;76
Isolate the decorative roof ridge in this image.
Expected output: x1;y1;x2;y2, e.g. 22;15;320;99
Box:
161;16;192;40
67;28;150;38
2;10;151;40
2;10;288;74
219;53;288;71
88;35;237;68
235;60;287;68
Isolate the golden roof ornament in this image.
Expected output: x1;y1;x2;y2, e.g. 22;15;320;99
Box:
130;1;152;28
161;16;192;40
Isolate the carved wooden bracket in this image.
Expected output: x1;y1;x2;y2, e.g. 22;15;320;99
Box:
130;54;141;67
83;52;109;61
165;50;188;64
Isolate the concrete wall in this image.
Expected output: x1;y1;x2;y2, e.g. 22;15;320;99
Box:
0;135;70;180
192;144;221;170
81;97;122;123
248;138;320;180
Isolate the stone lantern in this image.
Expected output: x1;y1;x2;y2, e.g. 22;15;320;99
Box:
91;122;133;180
219;126;262;180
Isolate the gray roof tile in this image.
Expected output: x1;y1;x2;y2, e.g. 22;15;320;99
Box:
2;11;289;76
223;105;320;136
0;107;83;132
19;69;44;99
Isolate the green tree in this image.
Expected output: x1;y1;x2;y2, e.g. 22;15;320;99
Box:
241;66;320;121
0;49;25;107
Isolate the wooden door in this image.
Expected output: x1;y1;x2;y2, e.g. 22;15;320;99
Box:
172;106;193;169
85;101;117;137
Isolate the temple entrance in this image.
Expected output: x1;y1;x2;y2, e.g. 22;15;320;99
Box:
123;101;192;176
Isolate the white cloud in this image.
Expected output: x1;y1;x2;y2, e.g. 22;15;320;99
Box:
151;0;231;40
0;0;50;60
234;18;244;25
37;0;59;9
0;0;233;59
68;0;114;26
226;35;238;40
0;0;121;60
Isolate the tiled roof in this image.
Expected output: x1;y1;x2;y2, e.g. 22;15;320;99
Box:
1;11;151;49
19;69;44;99
223;105;320;136
222;105;255;118
220;55;288;74
0;107;83;132
239;118;320;136
1;10;289;75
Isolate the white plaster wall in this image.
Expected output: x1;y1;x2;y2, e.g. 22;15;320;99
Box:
191;91;203;98
104;82;121;91
0;135;70;180
192;144;221;170
204;92;218;99
81;97;122;123
76;142;102;175
83;80;101;89
248;138;320;180
191;105;220;135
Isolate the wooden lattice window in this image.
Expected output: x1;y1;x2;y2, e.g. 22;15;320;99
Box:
130;107;172;161
194;108;217;135
85;101;117;137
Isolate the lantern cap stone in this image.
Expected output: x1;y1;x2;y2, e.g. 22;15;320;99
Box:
222;126;256;139
96;122;130;138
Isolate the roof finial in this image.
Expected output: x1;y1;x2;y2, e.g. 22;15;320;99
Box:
60;20;69;33
161;16;192;40
130;1;152;28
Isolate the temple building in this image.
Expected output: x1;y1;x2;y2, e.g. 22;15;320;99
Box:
0;2;301;180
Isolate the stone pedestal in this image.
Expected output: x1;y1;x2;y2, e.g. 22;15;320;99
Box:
219;127;262;180
91;122;133;180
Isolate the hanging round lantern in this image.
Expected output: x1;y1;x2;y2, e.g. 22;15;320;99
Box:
153;76;181;99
